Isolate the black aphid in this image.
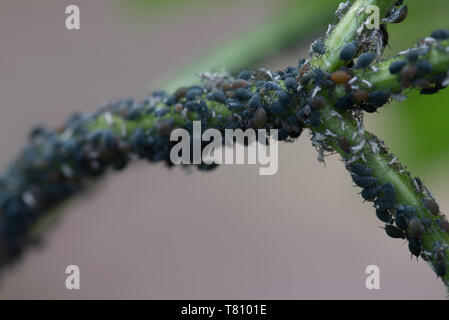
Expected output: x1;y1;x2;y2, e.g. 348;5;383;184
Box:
234;88;252;101
310;96;326;110
352;176;378;188
384;224;404;239
406;49;419;62
210;90;226;103
425;198;440;216
381;182;396;202
248;93;262;109
335;95;354;111
376;209;392;223
237;70;252;80
350;163;373;176
308;109;321;127
391;5;408;24
354;52;376;69
434;261;446;278
361;103;378;113
416;59;432;76
361;185;382;201
395;213;408;231
185;88;203;100
408;218;424;239
431;29;449;40
312;40;326;55
265;81;280;91
339;43;357;61
389;60;407;74
269;102;287;115
284;77;297;91
408;237;421;257
380;24;389;47
277;90;292;105
368;91;389;108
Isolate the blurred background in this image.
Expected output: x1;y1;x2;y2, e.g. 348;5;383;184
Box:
0;0;449;299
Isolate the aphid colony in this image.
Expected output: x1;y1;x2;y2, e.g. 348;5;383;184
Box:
308;29;449;117
0;63;334;265
387;31;449;94
348;162;448;278
0;14;448;280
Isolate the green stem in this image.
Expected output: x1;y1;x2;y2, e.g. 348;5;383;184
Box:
311;0;397;72
309;0;449;290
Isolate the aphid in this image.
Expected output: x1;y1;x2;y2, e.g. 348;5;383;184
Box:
434;261;446;278
425;198;440;215
338;137;351;154
375;199;395;211
339;43;357;61
234;88;252;101
414;177;423;190
269;102;287;115
308;109;321;127
277;90;292;105
254;107;267;128
438;220;449;234
185;88;203;100
210;90;226;103
284;77;297;91
435;248;445;262
408;218;424;239
350;163;373;176
353;90;370;103
408;237;422;257
376;209;392;223
237;70;252;80
361;103;378;113
381;183;396;202
401;65;418;81
330;70;351;84
380;24;389;47
248;93;262;109
352;176;379;188
354;52;376;69
389;60;407;74
384;224;404;239
265;81;280;91
335;95;354;111
368;91;389;108
313;68;327;83
361;185;382;201
416;59;432;76
311;40;326;55
431;29;449;41
406;50;419;62
310;96;326;109
391;5;408;24
395;213;408;231
231;79;248;90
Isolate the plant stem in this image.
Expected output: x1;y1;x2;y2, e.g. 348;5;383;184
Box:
309;0;449;289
